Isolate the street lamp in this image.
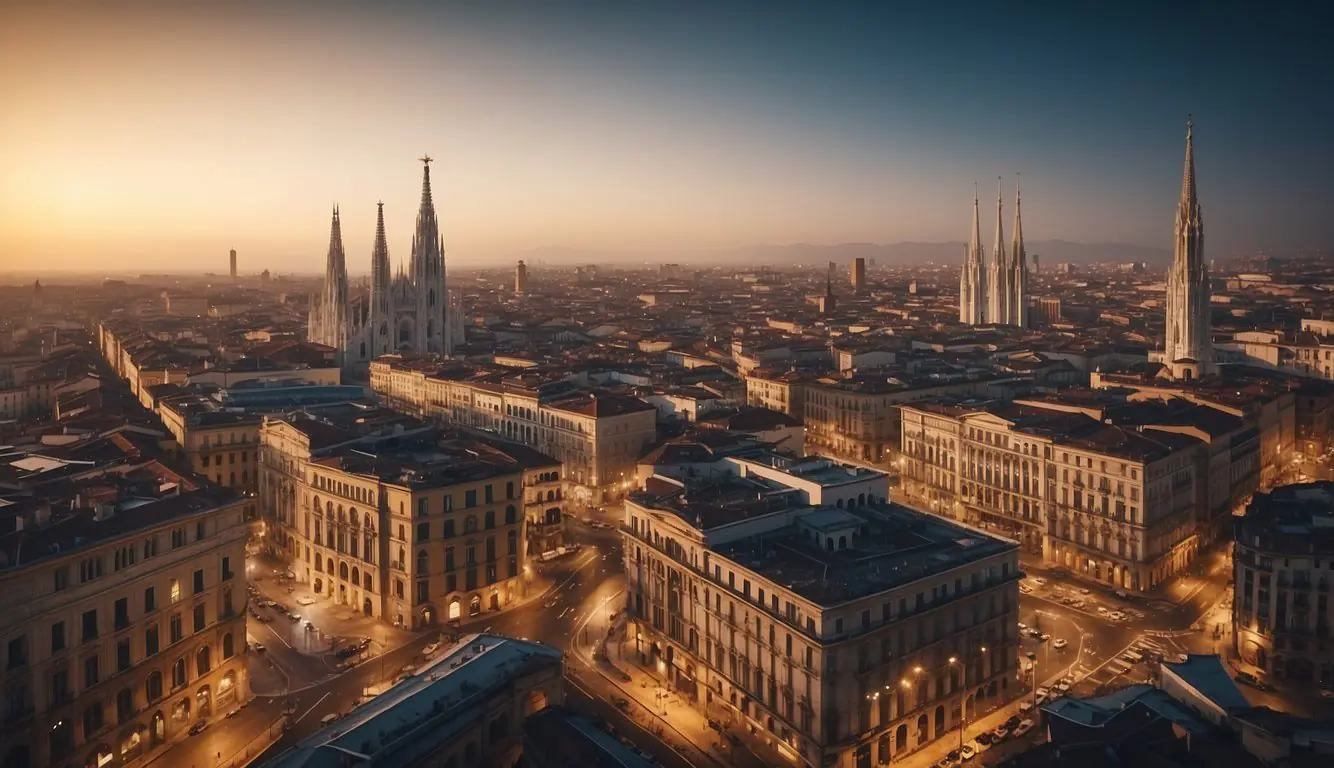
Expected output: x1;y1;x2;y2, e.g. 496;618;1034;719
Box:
948;657;964;753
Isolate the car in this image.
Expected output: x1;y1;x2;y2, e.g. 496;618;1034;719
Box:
613;696;630;711
1060;596;1075;605
1114;589;1129;599
1025;650;1037;660
1079;587;1091;595
1013;719;1035;738
1234;672;1274;692
1018;702;1034;716
1038;633;1050;642
1055;682;1071;694
1096;606;1109;615
422;643;440;657
320;713;340;725
1071;600;1086;609
288;613;301;622
1052;638;1068;650
1033;577;1048;586
304;620;316;631
1319;688;1334;700
1036;687;1050;699
635;749;655;762
934;758;955;768
960;743;976;760
993;724;1010;742
1017;622;1028;632
947;749;962;763
1005;715;1022;730
252;642;266;653
1019;584;1033;594
188;719;210;736
975;732;993;746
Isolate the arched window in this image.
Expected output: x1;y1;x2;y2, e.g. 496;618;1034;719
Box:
145;671;163;702
196;646;211;676
116;688;134;725
171;658;186;689
363;573;374;592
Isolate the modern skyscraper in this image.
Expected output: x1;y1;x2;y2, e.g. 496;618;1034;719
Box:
515;260;528;295
229;248;237;279
1160;119;1212;380
850;257;866;293
959;188;986;325
986;179;1010;324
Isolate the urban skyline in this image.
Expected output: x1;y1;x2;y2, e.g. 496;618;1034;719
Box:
2;1;1333;273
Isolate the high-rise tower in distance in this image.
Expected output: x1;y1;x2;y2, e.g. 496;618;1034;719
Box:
229;248;237;279
850;257;866;293
515;260;528;295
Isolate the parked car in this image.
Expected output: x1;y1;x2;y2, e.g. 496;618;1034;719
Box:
1096;606;1109;615
1078;587;1091;595
1234;672;1274;691
422;643;440;657
252;642;266;654
288;613;301;623
1071;600;1086;609
303;620;316;632
960;743;977;760
975;732;993;746
1013;719;1035;738
1025;650;1037;660
1038;633;1050;642
1005;715;1022;730
1052;638;1068;650
992;724;1010;742
188;719;210;736
1033;577;1048;586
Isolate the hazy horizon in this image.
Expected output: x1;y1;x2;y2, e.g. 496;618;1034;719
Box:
2;1;1332;274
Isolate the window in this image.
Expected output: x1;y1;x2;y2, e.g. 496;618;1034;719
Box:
82;702;103;739
506;481;514;499
192;604;206;633
6;636;27;669
84;655;100;687
117;639;131;673
465;490;477;508
117;688;134;724
196;646;211;676
169;579;181;604
171;658;186;689
222;633;235;659
417;498;429;517
82;610;98;642
416;580;429;602
169;613;182;644
115;597;130;630
51;622;66;653
53;566;69;592
485;511;495;529
443;495;453;511
193;569;205;594
417;522;430;542
144;538;157;560
444;519;455;538
145;671;162;702
171;528;186;549
485;484;493;503
79;556;103;584
505;505;516;525
221;556;233;581
195;520;206;541
144;586;157;614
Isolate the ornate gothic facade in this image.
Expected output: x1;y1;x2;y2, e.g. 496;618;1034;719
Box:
1158;120;1212;380
309;158;464;374
960;178;1028;327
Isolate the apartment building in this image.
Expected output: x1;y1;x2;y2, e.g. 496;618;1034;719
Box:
274;419;559;629
370;358;657;505
803;373;1008;466
0;482;248;768
623;468;1020;768
746;369;810;421
158;396;262;494
900;400;1201;590
1232;483;1334;685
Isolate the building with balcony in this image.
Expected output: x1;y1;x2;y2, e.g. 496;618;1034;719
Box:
622;473;1021;768
266;633;563;768
900;399;1202;590
0;477;248;768
1232;483;1334;685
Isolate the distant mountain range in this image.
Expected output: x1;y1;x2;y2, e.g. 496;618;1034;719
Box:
512;240;1171;267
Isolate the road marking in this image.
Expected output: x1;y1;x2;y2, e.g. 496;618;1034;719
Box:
257;619;294;650
295;692;329;724
558;607;571;620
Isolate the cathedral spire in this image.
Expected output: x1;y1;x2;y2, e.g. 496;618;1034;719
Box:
987;177;1009;324
1181;116;1196;210
1010;174;1028;327
969;183;983;264
418;155;435;216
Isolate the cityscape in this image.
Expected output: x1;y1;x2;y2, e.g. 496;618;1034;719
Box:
3;3;1334;768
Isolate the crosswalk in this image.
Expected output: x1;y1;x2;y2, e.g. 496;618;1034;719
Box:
1079;636;1165;689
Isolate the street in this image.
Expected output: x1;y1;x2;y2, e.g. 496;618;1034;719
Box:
169;505;1282;768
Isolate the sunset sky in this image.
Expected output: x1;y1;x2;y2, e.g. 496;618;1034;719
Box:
1;1;1331;274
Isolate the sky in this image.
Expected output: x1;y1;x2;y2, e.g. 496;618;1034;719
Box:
1;0;1331;274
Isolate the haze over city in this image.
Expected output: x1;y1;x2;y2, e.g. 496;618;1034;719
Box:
2;0;1332;274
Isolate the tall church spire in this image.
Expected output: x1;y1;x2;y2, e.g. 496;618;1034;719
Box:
316;205;350;356
1162;117;1211;378
369;201;393;356
409;155;448;354
1010;174;1028;327
959;184;986;325
987;178;1009;324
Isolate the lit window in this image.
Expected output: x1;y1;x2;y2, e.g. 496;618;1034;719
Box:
169;579;180;603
